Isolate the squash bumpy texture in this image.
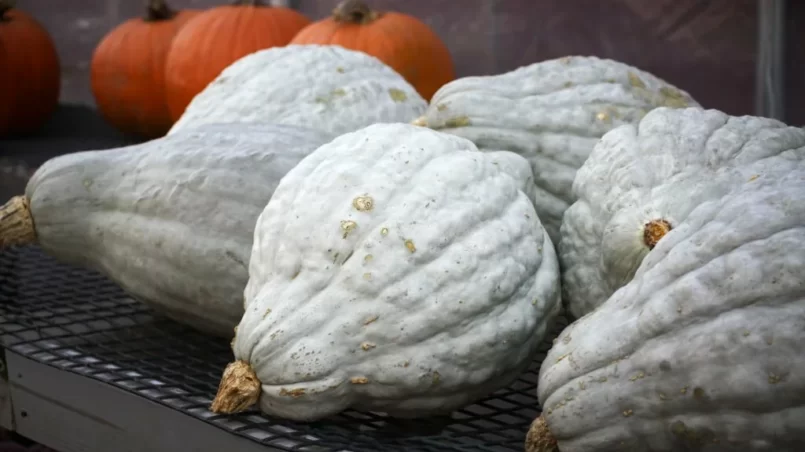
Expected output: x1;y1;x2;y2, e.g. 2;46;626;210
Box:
168;45;427;137
23;123;334;337
413;56;700;243
536;108;805;451
226;123;562;421
560;107;805;319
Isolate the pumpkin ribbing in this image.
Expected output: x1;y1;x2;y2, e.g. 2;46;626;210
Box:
0;1;60;137
210;360;261;414
164;2;310;121
90;0;198;138
289;0;455;101
0;196;37;249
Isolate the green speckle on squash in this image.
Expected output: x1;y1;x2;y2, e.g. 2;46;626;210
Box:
336;66;345;73
436;103;449;111
693;387;707;399
627;72;646;89
388;88;407;102
404;239;416;253
660;86;688;108
380;227;389;236
445;116;470;128
315;88;347;104
82;178;94;190
670;420;687;436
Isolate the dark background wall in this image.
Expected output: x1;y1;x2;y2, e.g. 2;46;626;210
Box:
12;0;805;124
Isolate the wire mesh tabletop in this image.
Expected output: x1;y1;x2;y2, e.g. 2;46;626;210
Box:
0;245;566;452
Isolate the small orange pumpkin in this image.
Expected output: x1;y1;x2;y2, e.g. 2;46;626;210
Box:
90;0;199;139
290;0;455;101
165;0;311;121
0;0;60;138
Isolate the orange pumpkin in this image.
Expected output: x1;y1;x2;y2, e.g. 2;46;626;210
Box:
165;0;310;121
0;0;60;138
90;0;199;139
290;0;455;101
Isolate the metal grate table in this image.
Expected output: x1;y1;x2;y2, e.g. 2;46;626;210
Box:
0;245;565;452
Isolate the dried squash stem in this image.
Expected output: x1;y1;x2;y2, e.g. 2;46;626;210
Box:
210;360;261;413
643;218;672;250
0;196;37;249
525;416;559;452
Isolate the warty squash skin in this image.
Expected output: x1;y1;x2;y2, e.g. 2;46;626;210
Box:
210;123;562;421
559;107;805;319
531;108;805;452
0;123;334;337
168;45;427;137
411;56;700;243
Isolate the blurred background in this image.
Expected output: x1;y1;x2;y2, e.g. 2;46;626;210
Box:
17;0;804;123
2;0;803;201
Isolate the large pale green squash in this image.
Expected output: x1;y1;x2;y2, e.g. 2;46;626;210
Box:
528;108;805;452
0;122;333;337
209;123;562;421
169;45;427;138
413;56;700;242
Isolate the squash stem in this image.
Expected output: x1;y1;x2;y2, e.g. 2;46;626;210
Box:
333;0;381;24
0;0;16;20
525;416;559;452
643;218;672;250
210;360;261;414
0;196;37;249
144;0;176;22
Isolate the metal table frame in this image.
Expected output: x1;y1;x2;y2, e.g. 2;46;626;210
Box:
0;351;273;452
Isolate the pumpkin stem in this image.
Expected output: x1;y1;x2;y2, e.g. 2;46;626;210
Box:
643;218;672;250
0;0;16;20
0;196;37;250
210;360;262;414
232;0;268;6
525;416;559;452
144;0;176;21
333;0;381;24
